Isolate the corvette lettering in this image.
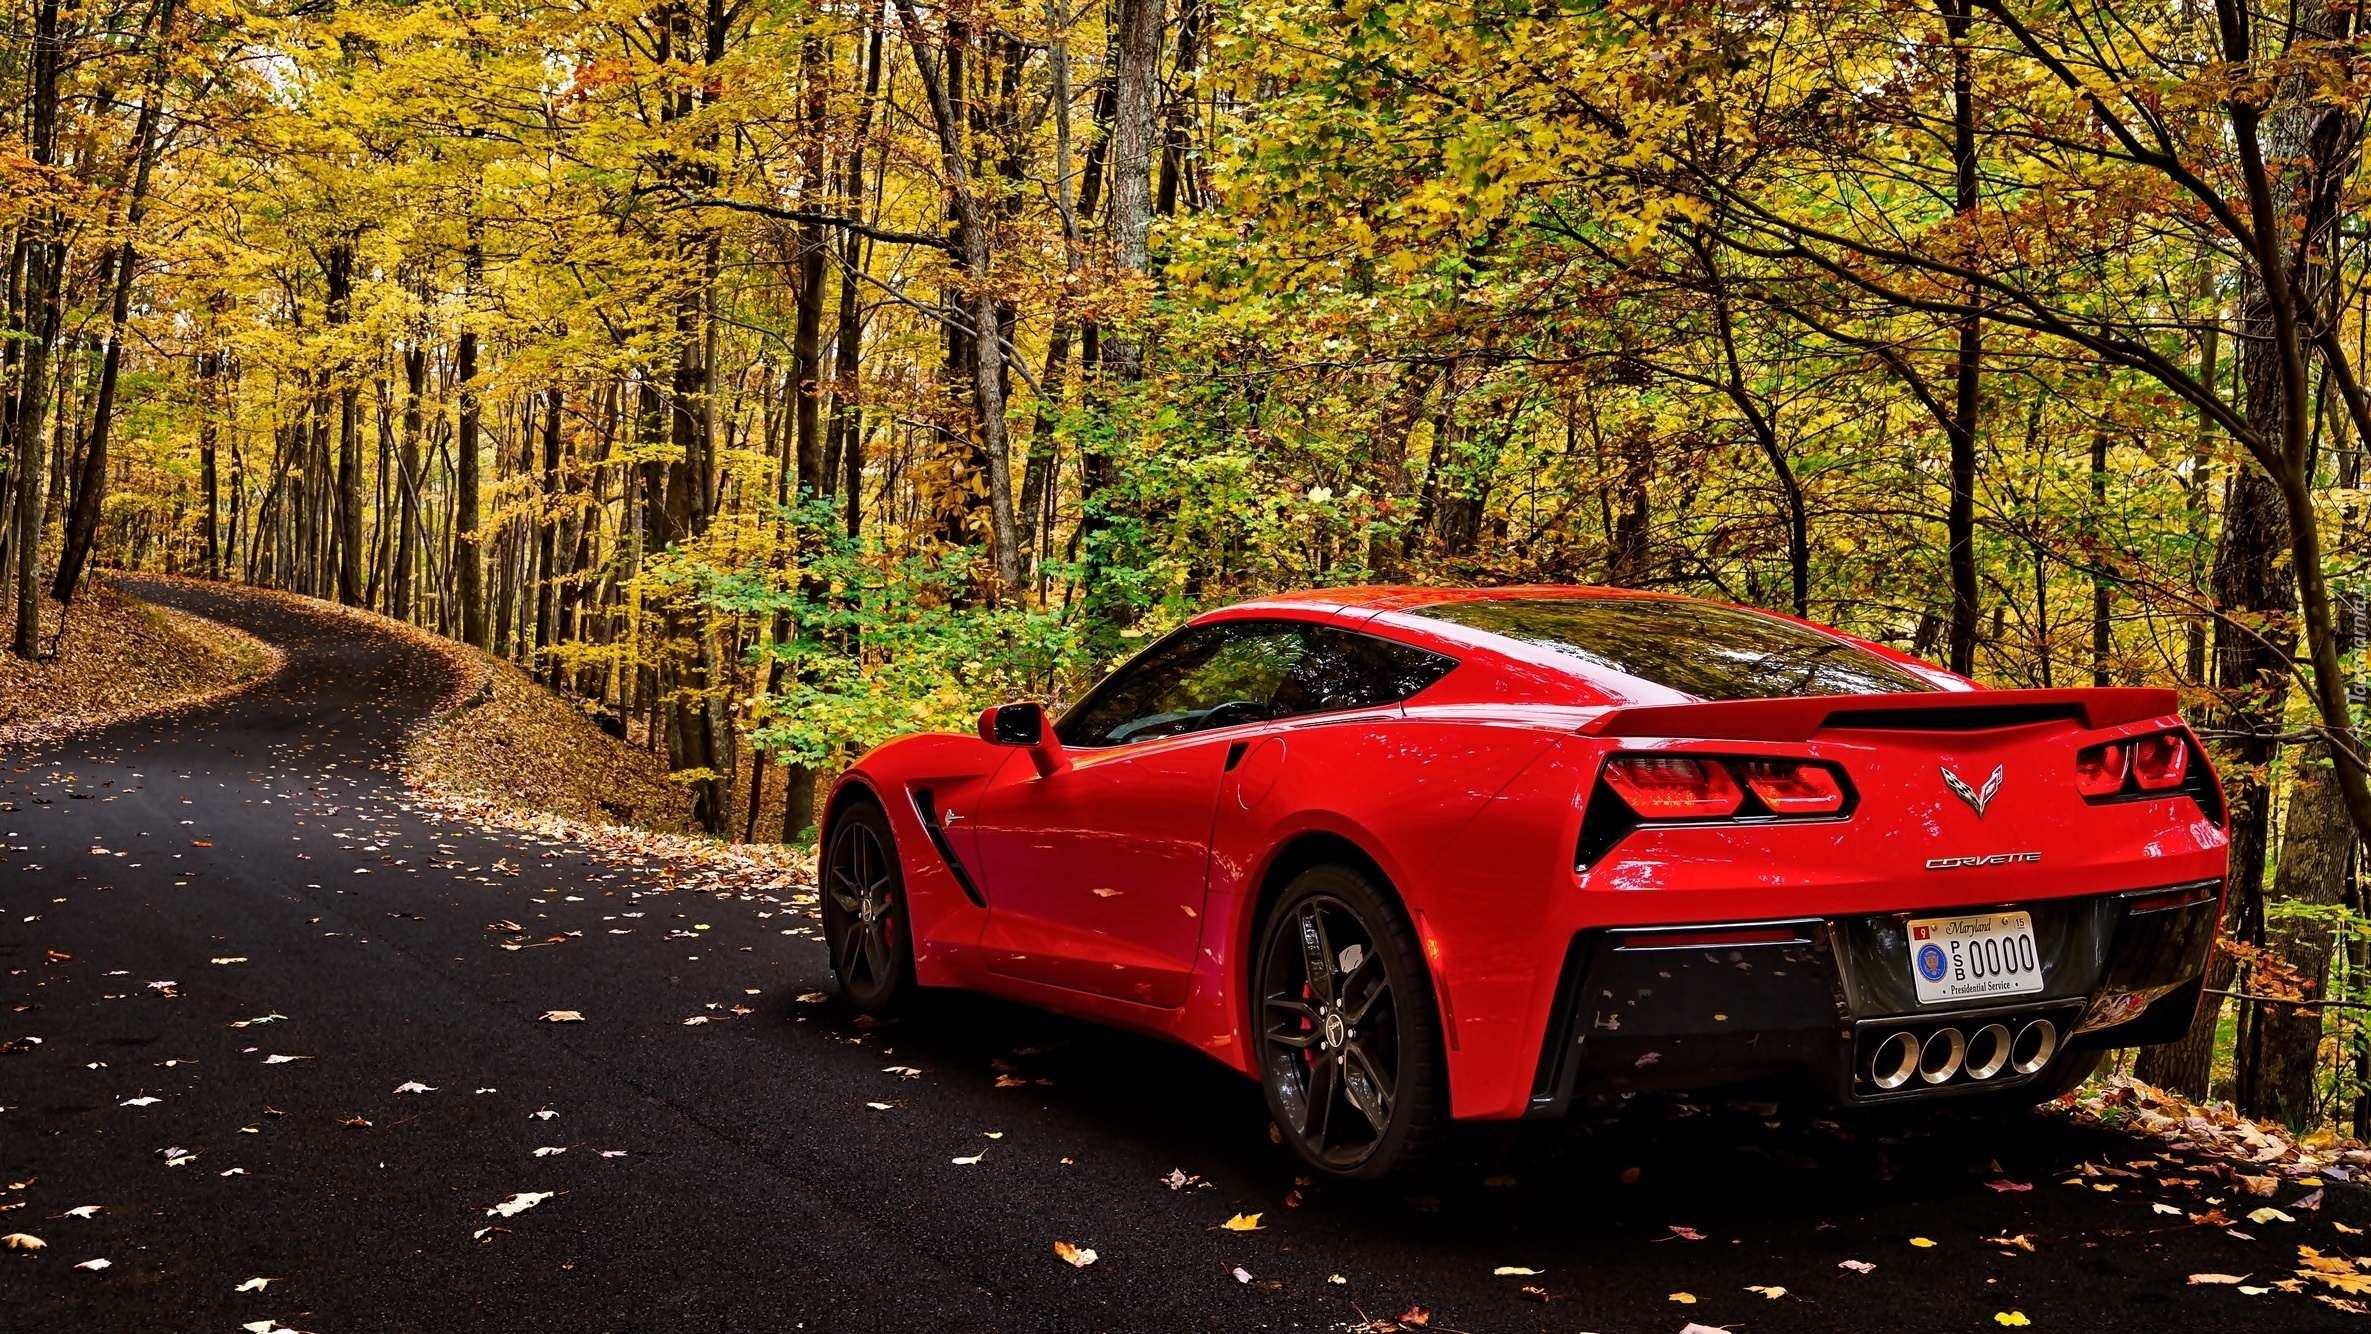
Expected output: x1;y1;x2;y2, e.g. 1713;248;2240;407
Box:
1924;852;2043;870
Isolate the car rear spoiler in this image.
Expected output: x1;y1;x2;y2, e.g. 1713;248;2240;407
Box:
1577;687;2182;742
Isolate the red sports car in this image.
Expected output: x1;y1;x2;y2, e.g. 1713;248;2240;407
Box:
819;586;2226;1182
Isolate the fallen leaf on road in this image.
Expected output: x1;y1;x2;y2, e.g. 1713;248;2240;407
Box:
797;991;828;1003
219;1168;246;1177
2338;1221;2364;1236
473;1227;508;1243
1493;1265;1542;1276
2237;1174;2278;1197
682;1017;709;1026
598;1150;626;1158
1668;1225;1706;1241
339;1117;370;1129
74;1257;108;1270
532;1109;557;1121
883;1065;922;1078
2249;1207;2295;1225
1987;1180;2033;1192
1987;1234;2035;1253
1840;1260;1876;1273
227;1015;286;1028
1327;1274;1346;1284
1669;1291;1697;1303
2189;1273;2249;1285
993;1074;1027;1088
866;1102;893;1110
533;1147;567;1157
1396;1306;1429;1326
1220;1213;1264;1231
486;1192;554;1218
119;1097;159;1107
58;1207;100;1220
1747;1285;1788;1298
3;1233;45;1250
210;957;247;965
2153;1203;2185;1216
260;1055;310;1064
190;840;212;847
2294;1189;2326;1212
1995;1315;2029;1327
393;1082;435;1094
1680;1326;1729;1334
1053;1240;1097;1268
1231;1266;1252;1284
538;1011;583;1023
950;1150;986;1165
235;1277;275;1292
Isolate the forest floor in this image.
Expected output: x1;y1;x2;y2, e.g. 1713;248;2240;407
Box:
0;574;278;745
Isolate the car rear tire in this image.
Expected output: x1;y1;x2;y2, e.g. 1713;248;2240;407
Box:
1253;862;1450;1185
821;799;915;1013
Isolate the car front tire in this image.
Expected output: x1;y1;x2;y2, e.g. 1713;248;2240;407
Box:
1253;862;1451;1185
820;798;916;1013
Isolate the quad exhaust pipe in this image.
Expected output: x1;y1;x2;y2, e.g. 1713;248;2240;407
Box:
1864;1017;2057;1092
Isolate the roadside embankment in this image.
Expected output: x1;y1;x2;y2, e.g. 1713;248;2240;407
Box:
0;576;279;745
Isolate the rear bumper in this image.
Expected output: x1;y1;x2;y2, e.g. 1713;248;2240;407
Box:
1523;880;2218;1118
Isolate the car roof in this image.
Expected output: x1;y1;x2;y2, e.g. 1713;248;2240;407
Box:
1219;584;1675;615
1195;585;1967;707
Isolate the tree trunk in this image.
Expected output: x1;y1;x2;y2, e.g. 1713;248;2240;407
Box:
457;231;487;649
54;0;176;606
893;0;1022;595
11;0;64;658
1097;0;1162;385
2243;745;2354;1126
1942;0;1982;677
329;238;364;606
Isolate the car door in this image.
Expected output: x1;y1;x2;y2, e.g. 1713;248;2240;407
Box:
968;620;1315;1007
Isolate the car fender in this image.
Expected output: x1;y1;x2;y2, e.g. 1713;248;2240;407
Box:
827;732;1014;986
1196;718;1564;1099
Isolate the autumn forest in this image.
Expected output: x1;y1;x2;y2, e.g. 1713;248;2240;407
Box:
7;0;2371;1129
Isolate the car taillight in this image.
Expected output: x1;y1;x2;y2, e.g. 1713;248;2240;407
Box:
2130;733;2187;790
2074;741;2130;797
1738;759;1847;814
1603;756;1743;818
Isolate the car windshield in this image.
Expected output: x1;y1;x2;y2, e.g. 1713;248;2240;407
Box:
1407;596;1938;700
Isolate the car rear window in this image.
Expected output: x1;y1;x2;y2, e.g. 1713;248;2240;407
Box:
1405;596;1938;700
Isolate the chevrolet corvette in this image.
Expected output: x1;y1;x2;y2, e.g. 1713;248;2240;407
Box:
819;586;2226;1183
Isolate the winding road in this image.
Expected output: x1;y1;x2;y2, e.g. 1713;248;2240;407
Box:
0;577;2358;1332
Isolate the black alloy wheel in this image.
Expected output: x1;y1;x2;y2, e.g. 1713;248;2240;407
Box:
821;800;914;1012
1254;863;1447;1183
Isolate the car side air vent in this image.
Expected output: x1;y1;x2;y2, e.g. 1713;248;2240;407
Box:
1820;702;2085;733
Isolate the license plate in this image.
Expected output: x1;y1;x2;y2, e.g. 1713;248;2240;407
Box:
1906;911;2043;1004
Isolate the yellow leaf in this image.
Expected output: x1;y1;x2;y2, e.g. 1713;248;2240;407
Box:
1669;1292;1696;1304
1995;1314;2030;1327
1910;1237;1936;1248
1053;1240;1097;1268
1220;1213;1264;1232
2;1233;45;1250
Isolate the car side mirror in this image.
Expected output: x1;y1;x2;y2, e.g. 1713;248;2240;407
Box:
977;701;1069;776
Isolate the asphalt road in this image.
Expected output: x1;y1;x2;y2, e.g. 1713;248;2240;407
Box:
0;578;2360;1333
